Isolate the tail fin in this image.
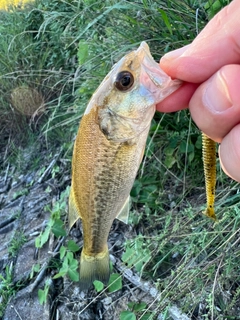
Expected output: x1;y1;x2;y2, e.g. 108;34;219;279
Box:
203;207;217;221
79;249;110;290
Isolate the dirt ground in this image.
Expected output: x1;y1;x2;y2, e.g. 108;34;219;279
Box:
0;155;190;320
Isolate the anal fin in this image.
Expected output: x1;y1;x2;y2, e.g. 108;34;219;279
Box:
116;196;131;224
68;187;81;229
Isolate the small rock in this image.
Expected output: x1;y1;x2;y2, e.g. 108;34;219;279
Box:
110;254;116;265
172;252;179;259
102;296;112;305
170;201;176;209
149;287;158;298
115;239;122;247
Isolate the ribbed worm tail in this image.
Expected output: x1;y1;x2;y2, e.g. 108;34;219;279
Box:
202;133;217;221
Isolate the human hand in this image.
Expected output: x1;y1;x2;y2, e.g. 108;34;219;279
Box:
157;0;240;182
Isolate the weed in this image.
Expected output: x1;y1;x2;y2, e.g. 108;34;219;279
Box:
34;188;80;303
0;264;15;318
35;188;68;249
53;241;80;282
93;280;104;293
38;278;52;305
30;263;41;279
120;301;153;320
122;236;152;275
8;231;27;257
93;272;122;294
12;188;29;200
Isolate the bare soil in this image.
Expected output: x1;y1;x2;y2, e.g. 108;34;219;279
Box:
0;154;189;320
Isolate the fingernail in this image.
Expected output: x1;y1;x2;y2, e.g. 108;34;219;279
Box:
203;70;232;112
161;45;190;61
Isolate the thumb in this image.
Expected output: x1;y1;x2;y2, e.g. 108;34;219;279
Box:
220;124;240;182
189;64;240;142
160;0;240;82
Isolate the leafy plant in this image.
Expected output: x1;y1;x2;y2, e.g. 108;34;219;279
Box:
93;280;104;293
30;263;41;279
53;241;80;282
120;311;136;320
38;278;52;305
35;188;68;249
108;273;122;293
122;236;151;274
0;265;15;317
120;301;152;320
35;217;66;248
8;231;27;257
93;272;122;293
12;188;29;200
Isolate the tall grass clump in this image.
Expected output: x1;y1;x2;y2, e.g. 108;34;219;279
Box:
0;0;34;10
24;0;205;133
0;7;58;161
0;0;213;161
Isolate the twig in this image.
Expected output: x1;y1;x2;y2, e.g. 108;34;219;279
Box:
114;258;159;299
0;215;17;229
28;260;49;293
37;152;60;183
4;162;10;183
0;196;25;229
211;254;224;320
11;305;23;320
114;257;190;320
29;236;66;293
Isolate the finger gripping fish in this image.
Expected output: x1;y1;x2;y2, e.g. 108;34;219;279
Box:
69;42;181;290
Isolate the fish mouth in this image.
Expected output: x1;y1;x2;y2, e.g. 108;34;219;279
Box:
138;42;182;102
135;41;152;58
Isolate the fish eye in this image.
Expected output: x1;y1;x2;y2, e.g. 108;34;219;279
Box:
114;71;134;91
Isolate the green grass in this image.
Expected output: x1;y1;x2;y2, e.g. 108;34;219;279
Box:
0;0;238;318
8;231;27;257
124;202;240;318
0;265;15;318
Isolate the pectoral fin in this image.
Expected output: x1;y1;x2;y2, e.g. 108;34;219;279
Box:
68;188;81;229
116;196;131;224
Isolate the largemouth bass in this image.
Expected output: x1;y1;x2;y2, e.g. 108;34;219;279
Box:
69;42;181;290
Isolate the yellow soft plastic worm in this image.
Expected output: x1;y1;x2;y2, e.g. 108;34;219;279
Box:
202;133;217;221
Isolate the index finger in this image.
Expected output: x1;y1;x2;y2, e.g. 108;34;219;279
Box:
156;82;198;112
